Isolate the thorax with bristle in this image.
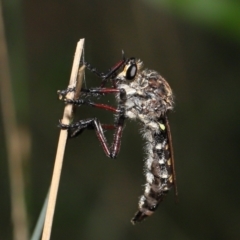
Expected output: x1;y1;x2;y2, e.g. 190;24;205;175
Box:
117;69;174;123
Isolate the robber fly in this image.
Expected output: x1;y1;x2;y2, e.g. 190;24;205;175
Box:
58;53;177;224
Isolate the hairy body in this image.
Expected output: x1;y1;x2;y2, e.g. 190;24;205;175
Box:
116;64;175;223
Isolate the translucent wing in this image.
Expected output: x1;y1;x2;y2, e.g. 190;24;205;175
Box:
165;116;178;200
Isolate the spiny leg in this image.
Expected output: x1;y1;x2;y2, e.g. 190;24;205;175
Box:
58;84;127;158
58;87;125;101
84;57;125;87
57;87;75;98
58;87;126;116
58;56;125;95
58;86;113;99
64;98;118;113
59;113;125;158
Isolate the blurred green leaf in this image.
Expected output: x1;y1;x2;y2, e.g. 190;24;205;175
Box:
143;0;240;41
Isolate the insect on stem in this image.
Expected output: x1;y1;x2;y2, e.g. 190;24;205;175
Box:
58;52;177;224
41;39;85;240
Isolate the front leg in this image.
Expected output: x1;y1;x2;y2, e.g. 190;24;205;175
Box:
84;59;125;87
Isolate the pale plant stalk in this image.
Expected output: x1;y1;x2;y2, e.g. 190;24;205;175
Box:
41;39;85;240
31;65;85;240
0;2;29;240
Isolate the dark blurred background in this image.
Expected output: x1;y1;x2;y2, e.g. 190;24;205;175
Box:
1;0;240;239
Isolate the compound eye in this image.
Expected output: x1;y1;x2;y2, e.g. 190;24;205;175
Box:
125;58;137;80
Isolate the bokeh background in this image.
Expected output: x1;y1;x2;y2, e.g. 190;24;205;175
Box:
1;0;240;239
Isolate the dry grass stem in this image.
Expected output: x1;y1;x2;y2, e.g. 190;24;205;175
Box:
0;2;29;240
41;38;85;240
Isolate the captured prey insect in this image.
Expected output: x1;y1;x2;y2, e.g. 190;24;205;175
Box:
58;52;177;224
